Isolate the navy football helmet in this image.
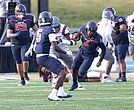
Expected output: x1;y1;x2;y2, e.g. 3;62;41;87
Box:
102;10;114;21
15;4;27;19
103;6;116;15
38;11;52;26
86;21;97;38
86;21;97;32
52;16;61;32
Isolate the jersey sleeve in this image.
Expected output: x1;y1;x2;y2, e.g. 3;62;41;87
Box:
30;15;36;28
48;33;57;42
61;25;70;35
6;16;14;30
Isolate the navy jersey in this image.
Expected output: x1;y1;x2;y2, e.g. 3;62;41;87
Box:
112;16;129;45
112;16;128;38
35;26;55;54
79;26;106;62
7;14;35;44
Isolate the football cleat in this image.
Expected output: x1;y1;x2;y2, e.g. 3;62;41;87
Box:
57;92;72;98
25;80;30;85
77;85;86;90
69;84;78;91
24;73;30;81
48;93;63;101
115;77;127;82
18;80;25;86
101;74;114;83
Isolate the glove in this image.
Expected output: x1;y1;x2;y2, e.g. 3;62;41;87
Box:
12;31;21;38
66;50;73;57
25;45;34;57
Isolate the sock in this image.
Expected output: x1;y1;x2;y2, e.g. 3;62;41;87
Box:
58;86;63;91
119;72;121;78
21;77;24;80
58;86;65;95
121;72;126;78
51;88;58;95
24;72;27;75
73;78;78;85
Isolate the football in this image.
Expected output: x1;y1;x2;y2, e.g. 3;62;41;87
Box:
72;33;81;41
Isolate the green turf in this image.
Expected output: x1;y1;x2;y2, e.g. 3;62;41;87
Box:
0;79;134;110
31;0;134;28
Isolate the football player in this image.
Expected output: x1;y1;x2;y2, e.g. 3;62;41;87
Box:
34;11;72;101
104;7;129;82
51;16;85;90
7;4;38;86
126;12;134;61
69;21;106;91
97;10;115;83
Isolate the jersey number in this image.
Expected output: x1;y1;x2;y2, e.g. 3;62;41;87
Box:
36;29;43;42
128;25;134;33
15;23;27;31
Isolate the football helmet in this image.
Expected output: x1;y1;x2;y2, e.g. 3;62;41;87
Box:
86;21;97;32
15;4;27;19
102;10;114;21
86;21;97;38
38;11;52;26
103;6;116;15
52;16;61;32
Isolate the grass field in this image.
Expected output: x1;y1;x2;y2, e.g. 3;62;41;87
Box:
31;0;134;28
0;78;134;110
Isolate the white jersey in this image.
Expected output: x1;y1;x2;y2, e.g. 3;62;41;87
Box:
51;23;70;51
126;14;134;45
97;18;114;46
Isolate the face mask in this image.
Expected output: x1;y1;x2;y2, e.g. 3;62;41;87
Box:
17;15;24;19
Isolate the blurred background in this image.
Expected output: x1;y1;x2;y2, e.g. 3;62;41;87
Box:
0;0;133;73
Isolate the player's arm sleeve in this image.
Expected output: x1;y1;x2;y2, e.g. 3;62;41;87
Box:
6;18;13;29
64;26;70;35
98;41;106;62
30;15;36;28
48;33;57;42
105;25;113;43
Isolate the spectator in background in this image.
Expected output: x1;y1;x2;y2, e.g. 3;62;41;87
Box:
69;21;106;91
104;6;129;82
97;10;115;83
126;12;134;61
0;0;6;17
6;4;38;86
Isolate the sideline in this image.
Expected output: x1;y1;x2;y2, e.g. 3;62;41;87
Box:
0;72;134;81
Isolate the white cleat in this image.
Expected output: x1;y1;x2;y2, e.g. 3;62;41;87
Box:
57;92;72;98
48;93;63;101
18;80;25;86
25;80;30;85
101;74;114;83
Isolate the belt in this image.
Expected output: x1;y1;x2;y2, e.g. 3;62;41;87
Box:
36;54;49;57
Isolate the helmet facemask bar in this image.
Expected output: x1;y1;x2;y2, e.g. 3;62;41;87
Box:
15;4;27;19
102;11;114;21
38;11;53;27
52;16;61;32
86;21;97;38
